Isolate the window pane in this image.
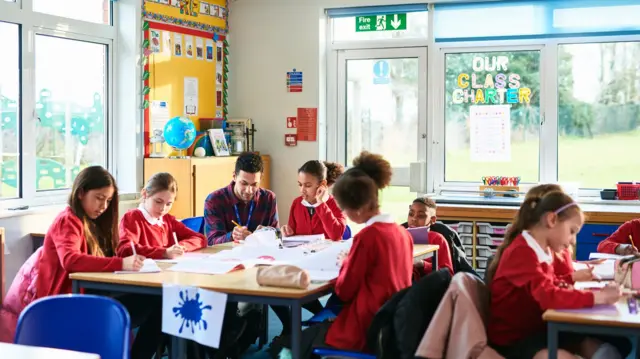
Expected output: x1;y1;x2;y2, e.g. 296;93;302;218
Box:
0;22;20;199
33;0;110;25
345;58;419;168
558;42;640;189
333;11;428;42
444;51;541;183
347;186;416;235
35;36;107;191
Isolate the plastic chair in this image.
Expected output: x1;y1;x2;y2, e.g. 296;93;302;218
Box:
301;307;338;327
181;216;205;234
313;348;376;359
342;225;352;240
15;294;131;359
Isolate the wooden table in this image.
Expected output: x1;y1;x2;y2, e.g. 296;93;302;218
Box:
543;298;640;359
0;342;100;359
70;243;438;359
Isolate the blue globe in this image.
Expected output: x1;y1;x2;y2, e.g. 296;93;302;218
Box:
163;116;196;150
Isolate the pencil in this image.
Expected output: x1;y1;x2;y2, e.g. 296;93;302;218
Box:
232;220;240;227
173;232;179;246
630;234;636;248
130;241;137;256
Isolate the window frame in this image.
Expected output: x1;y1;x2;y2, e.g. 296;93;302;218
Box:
0;0;116;207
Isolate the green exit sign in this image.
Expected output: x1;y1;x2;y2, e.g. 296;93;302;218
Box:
355;13;407;32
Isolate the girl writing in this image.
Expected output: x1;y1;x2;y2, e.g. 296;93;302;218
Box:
36;166;161;358
487;186;629;359
117;172;207;258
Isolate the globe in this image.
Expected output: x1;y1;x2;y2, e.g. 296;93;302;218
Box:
163;116;196;151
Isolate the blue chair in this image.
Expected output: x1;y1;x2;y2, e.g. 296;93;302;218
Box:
313;348;376;359
181;216;205;234
301;307;338;327
342;225;352;240
15;294;131;359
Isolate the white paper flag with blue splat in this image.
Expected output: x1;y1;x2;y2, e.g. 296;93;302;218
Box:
162;284;228;348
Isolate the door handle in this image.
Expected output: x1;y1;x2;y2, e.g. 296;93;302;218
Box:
591;233;611;237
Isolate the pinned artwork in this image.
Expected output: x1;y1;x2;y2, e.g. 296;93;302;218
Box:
451;56;532;105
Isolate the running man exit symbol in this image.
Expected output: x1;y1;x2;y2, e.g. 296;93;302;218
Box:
373;60;390;85
376;15;386;30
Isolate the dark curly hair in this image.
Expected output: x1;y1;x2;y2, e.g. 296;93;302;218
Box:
332;151;392;211
298;160;345;186
234;152;263;174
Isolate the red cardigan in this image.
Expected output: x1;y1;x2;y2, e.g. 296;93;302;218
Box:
597;219;640;254
488;234;594;346
117;208;207;259
287;196;346;241
552;248;574;284
422;231;454;275
325;216;413;351
36;207;123;298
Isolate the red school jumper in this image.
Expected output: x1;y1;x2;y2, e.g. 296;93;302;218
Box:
325;214;413;352
552;248;575;284
36;207;123;298
422;231;454;275
488;232;594;347
597;219;640;254
117;206;207;259
287;196;346;241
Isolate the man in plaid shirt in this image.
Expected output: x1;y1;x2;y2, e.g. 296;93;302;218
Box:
204;152;279;245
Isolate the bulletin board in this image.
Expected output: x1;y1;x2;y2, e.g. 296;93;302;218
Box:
142;0;229;157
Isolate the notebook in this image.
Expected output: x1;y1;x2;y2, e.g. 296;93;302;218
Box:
407;226;430;244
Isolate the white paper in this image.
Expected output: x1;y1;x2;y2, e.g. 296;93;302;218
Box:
307;270;339;282
167;260;243;275
151;100;170;133
589;253;624;260
155;252;213;263
244;231;279;247
199;1;210;15
573;281;607;290
3;240;9;255
162;284;227;349
174;33;183;57
185;36;194;59
573;260;615;280
150;30;161;53
205;39;214;62
115;259;162;274
196;37;204;60
184;77;198;115
469;105;511;162
162;31;172;56
296;240;352;272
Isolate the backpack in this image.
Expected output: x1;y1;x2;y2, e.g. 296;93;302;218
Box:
430;222;478;277
614;254;640;289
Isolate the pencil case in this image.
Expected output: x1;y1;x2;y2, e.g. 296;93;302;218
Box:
614;255;640;289
256;265;310;289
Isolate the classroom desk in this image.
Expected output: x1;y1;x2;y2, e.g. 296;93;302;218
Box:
543;298;640;359
69;243;438;359
30;233;45;253
0;342;101;359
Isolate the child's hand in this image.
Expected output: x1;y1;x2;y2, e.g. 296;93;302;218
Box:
336;250;349;267
123;255;145;271
594;283;623;305
572;266;599;282
616;244;639;255
580;258;607;265
280;225;294;237
315;185;328;204
165;245;185;259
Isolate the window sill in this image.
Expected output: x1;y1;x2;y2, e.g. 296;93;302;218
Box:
431;194;640;209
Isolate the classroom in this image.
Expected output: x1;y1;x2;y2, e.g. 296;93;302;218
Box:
1;0;640;358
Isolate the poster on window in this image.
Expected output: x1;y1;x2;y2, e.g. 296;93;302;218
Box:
469;105;511;162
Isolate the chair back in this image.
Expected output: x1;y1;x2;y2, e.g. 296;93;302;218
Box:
15;294;131;359
342;225;352;240
181;216;205;234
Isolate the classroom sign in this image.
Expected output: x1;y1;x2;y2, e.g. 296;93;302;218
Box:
452;56;532;105
356;13;407;32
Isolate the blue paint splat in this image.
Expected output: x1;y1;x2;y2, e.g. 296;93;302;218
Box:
172;290;213;334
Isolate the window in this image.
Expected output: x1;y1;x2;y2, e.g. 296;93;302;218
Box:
332;11;428;42
347;186;416;235
558;42;640;188
33;0;111;25
0;22;20;199
444;51;541;183
35;36;107;191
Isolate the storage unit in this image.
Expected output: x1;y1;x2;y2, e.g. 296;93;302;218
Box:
460;234;473;246
475;245;494;258
143;155;271;219
477;222;509;235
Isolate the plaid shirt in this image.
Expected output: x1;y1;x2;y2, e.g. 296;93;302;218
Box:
204;181;279;245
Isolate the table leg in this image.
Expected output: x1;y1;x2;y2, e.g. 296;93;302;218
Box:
72;280;80;294
433;249;438;270
547;322;558;359
170;336;186;359
259;304;269;349
290;301;302;359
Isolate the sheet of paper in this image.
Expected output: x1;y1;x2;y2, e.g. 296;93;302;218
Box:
155;252;213;263
244;231;280;248
167;260;242;275
469;105;511;162
162;284;227;348
589;253;624;260
283;234;324;243
307;269;339;282
185;36;194;59
151;100;170;133
184;77;198;115
295;241;352;272
574;260;615;280
573;281;607;290
115;259;162;274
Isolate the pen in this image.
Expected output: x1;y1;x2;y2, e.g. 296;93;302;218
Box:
130;241;137;256
630;234;636;248
173;232;180;246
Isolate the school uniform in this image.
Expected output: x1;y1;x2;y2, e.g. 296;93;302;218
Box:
117;205;207;259
36;206;162;359
287;196;346;240
552;248;574;285
271;214;413;359
597;219;640;254
400;223;454;276
488;231;630;359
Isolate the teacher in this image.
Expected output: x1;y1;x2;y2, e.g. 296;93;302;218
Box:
204;152;279;245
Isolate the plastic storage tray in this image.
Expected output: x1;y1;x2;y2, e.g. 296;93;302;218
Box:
465;246;473;257
477;234;502;246
476;222;509;235
460;234;473;246
476;245;495;258
456;222;474;234
476;257;489;269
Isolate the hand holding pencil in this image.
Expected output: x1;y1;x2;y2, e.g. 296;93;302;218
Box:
165;232;185;259
616;235;639;255
231;220;251;243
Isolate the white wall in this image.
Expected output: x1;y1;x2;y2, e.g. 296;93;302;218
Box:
228;0;425;224
3;199;139;293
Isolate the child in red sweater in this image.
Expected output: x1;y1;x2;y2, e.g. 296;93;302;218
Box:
280;160;346;240
597;219;640;255
270;151;414;358
402;197;453;276
487;186;629;359
117;172;207;259
36;166;161;359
